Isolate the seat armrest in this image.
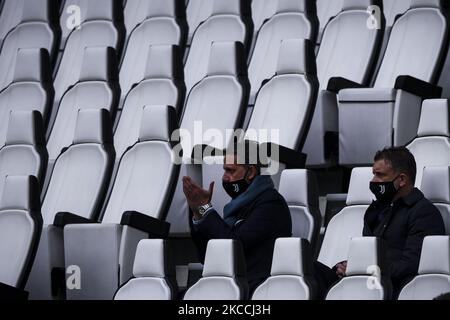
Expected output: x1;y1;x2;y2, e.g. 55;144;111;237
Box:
121;211;170;238
394;75;442;99
327;77;365;94
53;212;96;228
261;142;306;169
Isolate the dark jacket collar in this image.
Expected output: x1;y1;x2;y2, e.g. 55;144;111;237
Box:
393;188;424;207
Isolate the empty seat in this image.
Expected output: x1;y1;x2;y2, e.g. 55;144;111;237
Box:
47;46;119;165
114;44;185;159
0;48;53;147
64;105;179;300
421;166;450;235
302;0;384;167
184;239;248;300
316;0;343;44
119;0;187;107
186;0;214;45
0;0;58;91
114;239;178;300
252;238;315;300
398;235;450;299
318;167;374;268
184;0;253;94
0;111;47;199
248;0;318;103
0;176;42;295
278;170;321;247
338;0;448;166
26;109;114;300
407;99;450;186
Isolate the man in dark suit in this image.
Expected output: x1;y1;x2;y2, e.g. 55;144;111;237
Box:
182;140;292;295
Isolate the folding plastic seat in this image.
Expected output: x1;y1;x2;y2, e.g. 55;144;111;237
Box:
338;0;448;166
0;111;47;199
119;0;187;108
326;237;392;300
0;0;25;47
248;0;318;104
114;45;185;160
114;239;178;300
0;48;53;147
186;0;213;45
53;0;123;120
184;0;252;95
47;46;119;168
318;167;374;269
59;0;124;51
26;109;115;300
302;0;384;167
0;176;42;299
421;167;450;235
252;238;316;300
251;0;278;41
184;239;248;300
64;105;179;300
398;236;450;299
407;99;450;186
316;0;343;45
279;170;321;248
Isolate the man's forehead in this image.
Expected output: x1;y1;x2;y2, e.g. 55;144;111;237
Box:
373;159;393;172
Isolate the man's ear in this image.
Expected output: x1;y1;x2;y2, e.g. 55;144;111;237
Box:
399;173;408;188
246;166;258;182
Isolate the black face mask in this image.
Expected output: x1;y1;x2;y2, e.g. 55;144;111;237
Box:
222;168;251;199
369;176;400;204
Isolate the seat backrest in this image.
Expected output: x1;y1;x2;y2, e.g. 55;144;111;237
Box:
0;175;42;289
53;2;122;117
0;0;25;46
119;0;186;106
251;0;278;38
317;0;383;90
316;0;344;42
0;48;52;147
184;0;252;95
47;46;118;162
184;239;248;300
101;105;178;224
248;0;318;103
407;99;450;187
41;109;114;224
318;167;374;268
252;238;314;300
0;111;47;200
398;235;450;300
246;38;318;151
114;239;178;300
278;169;321;245
180;41;249;155
0;0;57;90
114;45;184;160
186;0;214;44
374;0;448;88
383;0;411;29
421;166;450;235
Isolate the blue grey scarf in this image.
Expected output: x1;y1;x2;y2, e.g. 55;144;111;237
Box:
223;175;274;227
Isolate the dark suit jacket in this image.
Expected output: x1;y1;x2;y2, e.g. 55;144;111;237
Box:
191;188;292;293
363;188;445;295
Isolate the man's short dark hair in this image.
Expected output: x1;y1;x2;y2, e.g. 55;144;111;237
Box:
226;139;268;174
374;147;417;184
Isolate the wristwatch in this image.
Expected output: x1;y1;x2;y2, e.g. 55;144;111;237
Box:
198;203;213;216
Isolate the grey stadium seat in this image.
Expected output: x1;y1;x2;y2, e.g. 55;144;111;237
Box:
47;46;119;166
302;0;384;167
252;238;316;300
184;0;253;95
0;48;53;147
318;167;374;268
326;237;392;300
398;236;450;300
407;99;450;187
0;0;58;91
278;170;321;248
184;239;248;300
26;109;115;300
114;239;178;300
0;176;42;296
114;44;185;160
0;111;47;200
248;0;318;104
338;0;448;166
421;166;450;235
64;106;179;300
119;0;187;108
186;0;214;45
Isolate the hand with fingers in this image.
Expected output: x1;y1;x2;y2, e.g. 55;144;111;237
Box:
334;261;347;279
182;176;214;220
